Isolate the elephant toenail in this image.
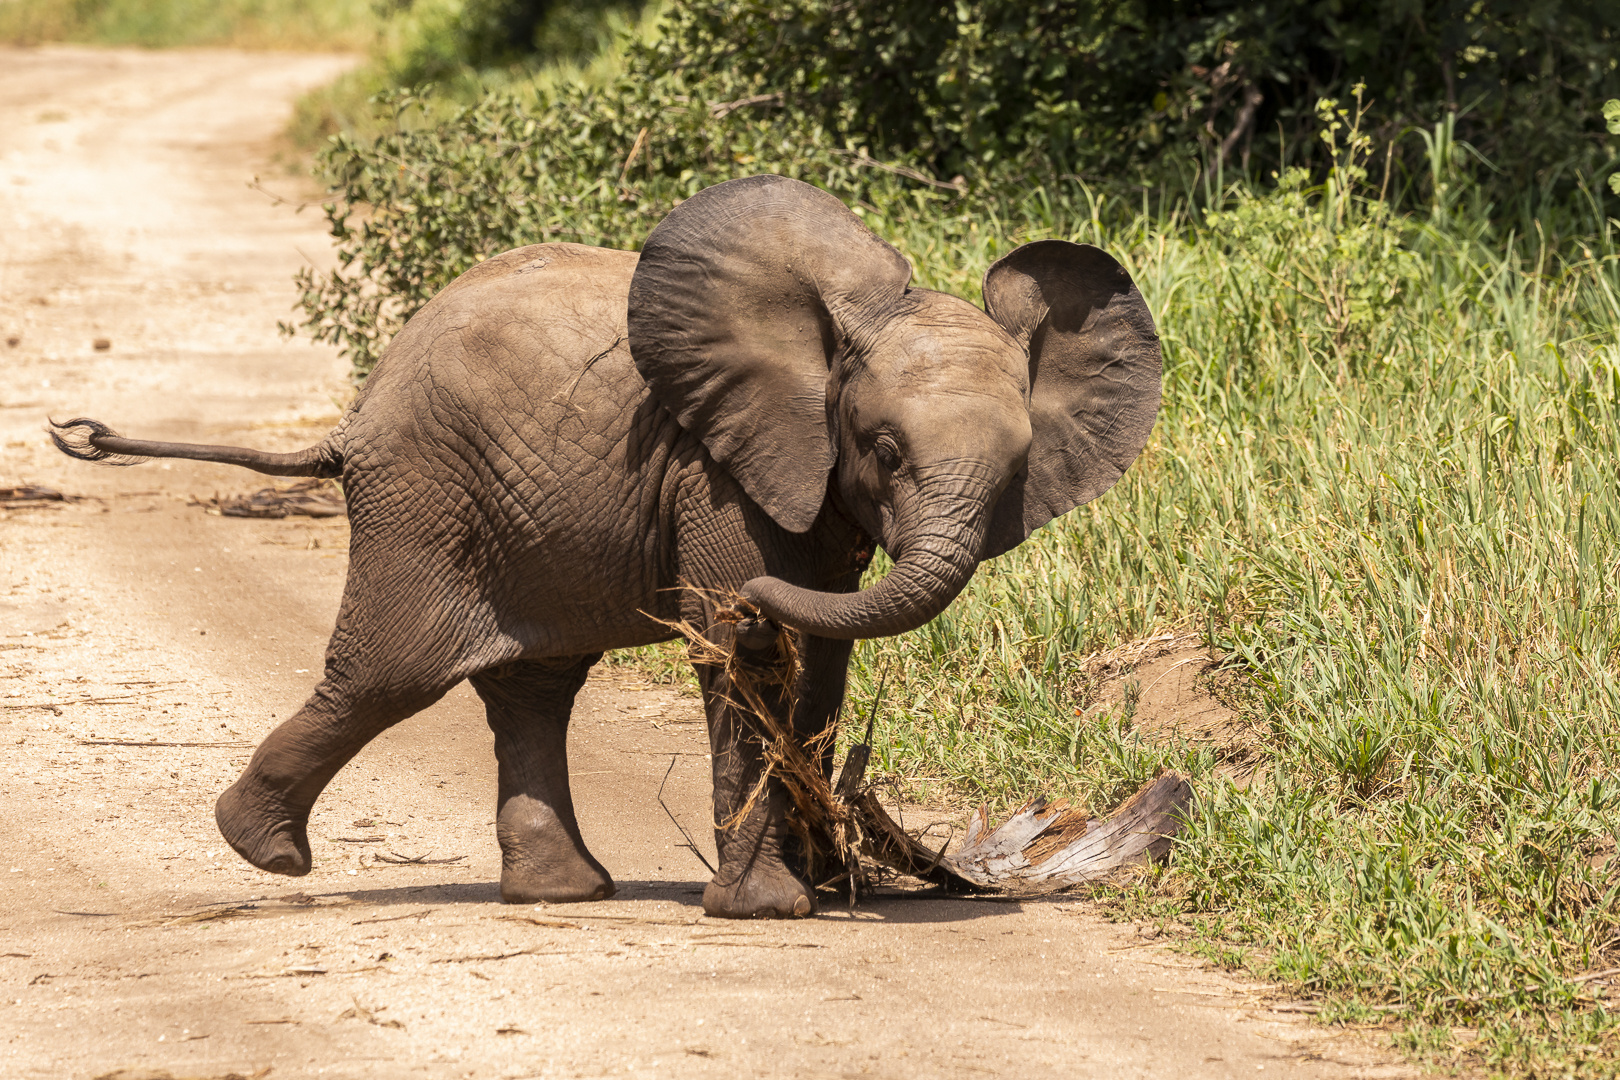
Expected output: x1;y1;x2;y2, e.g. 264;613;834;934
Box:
793;895;812;917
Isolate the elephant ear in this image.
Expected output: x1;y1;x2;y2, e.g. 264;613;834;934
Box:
628;175;913;533
980;240;1162;558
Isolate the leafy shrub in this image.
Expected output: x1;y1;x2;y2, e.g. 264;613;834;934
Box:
653;0;1620;204
288;74;974;375
373;0;644;86
291;2;1620;378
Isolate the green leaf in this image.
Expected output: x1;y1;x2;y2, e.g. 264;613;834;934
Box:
1605;99;1620;135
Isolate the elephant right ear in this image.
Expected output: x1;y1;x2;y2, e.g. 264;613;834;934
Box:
980;240;1162;557
628;175;913;533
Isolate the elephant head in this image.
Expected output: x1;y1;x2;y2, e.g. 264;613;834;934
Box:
628;175;1161;640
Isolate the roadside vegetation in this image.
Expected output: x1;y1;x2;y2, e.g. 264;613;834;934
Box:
12;1;1620;1072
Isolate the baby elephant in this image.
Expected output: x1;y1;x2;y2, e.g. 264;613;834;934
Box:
51;175;1160;919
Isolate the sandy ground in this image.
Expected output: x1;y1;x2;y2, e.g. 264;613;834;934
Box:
0;45;1419;1080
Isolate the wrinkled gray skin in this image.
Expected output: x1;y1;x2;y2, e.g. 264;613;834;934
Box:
50;176;1160;919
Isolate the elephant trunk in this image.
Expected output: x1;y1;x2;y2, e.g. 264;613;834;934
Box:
739;472;996;641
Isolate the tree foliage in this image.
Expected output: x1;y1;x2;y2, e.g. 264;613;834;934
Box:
655;0;1620;192
374;0;643;86
289;80;957;375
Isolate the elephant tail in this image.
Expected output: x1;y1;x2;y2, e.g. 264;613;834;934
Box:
48;417;344;479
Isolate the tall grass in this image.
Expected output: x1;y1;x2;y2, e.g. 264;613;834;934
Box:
832;151;1620;1072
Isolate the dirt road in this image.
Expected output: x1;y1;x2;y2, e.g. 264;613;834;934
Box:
0;46;1413;1080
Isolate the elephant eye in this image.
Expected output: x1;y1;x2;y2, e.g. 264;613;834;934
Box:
873;435;901;471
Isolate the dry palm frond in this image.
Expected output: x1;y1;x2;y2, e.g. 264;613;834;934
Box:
652;586;1191;903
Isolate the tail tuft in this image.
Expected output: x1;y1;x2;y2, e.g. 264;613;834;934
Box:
49;417;144;466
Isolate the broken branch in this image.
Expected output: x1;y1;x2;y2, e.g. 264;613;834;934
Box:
373;852;466;865
78;739;252;747
658;754;715;874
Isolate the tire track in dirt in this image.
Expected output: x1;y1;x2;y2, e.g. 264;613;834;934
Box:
0;45;1413;1079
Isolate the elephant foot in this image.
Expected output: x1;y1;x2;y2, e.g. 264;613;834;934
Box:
495;818;616;904
499;856;616;905
215;778;311;876
703;861;816;919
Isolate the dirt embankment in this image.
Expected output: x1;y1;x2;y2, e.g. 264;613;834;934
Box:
0;45;1413;1080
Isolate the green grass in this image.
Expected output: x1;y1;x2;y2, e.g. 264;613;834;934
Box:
0;0;378;49
819;170;1620;1072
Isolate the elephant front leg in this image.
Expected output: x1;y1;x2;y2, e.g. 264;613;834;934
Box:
471;656;615;905
695;619;826;920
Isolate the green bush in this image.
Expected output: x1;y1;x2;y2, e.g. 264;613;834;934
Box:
374;0;643;86
287;76;967;375
653;0;1620;205
290;4;1620;379
288;0;656;153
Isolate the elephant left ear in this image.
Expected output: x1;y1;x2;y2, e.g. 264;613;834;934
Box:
627;175;913;534
980;240;1162;558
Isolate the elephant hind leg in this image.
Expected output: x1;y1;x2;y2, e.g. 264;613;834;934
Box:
215;559;470;877
215;669;455;876
471;655;614;904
